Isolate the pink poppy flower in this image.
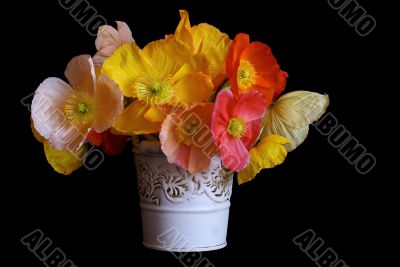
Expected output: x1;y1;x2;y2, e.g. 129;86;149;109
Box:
31;55;123;151
211;89;266;171
160;103;218;173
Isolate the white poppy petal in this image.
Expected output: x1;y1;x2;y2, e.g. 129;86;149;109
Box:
31;78;87;151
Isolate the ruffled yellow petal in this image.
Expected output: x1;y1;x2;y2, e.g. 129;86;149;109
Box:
102;43;145;97
192;23;232;68
174;10;193;51
174;72;213;104
238;135;289;185
113;101;161;135
172;11;232;88
44;140;86;175
144;106;166;122
142;39;192;79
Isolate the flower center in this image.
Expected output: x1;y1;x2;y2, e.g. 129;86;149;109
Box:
64;92;94;125
227;117;247;138
175;120;199;146
237;60;257;92
134;78;174;105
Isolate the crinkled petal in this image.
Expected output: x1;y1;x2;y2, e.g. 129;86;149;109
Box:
174;10;193;51
142;39;191;79
102;43;145;97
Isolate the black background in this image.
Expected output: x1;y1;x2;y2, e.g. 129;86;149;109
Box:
7;0;391;266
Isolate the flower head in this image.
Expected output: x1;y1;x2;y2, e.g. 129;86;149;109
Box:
211;89;266;171
226;33;288;105
160;103;218;173
32;55;123;151
103;39;214;135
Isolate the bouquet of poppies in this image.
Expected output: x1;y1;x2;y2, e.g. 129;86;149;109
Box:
31;10;329;184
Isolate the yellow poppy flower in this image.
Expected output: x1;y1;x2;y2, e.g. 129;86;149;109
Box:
173;10;233;88
102;39;213;135
238;135;289;185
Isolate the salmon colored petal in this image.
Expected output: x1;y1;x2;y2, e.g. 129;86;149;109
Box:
211;89;235;144
113;101;161;135
160;115;181;163
174;144;190;170
232;91;266;121
174;10;193;51
64;55;96;96
93;75;124;133
102;43;144;97
174;73;213;104
144;106;166;122
188;147;212;173
220;132;249;171
44;140;86;175
95;25;121;56
116;21;135;43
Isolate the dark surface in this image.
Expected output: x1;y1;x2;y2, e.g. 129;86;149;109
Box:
7;0;390;266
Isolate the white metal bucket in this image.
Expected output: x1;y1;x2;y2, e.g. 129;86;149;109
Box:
134;150;233;252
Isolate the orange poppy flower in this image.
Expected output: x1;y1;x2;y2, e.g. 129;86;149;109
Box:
226;33;288;105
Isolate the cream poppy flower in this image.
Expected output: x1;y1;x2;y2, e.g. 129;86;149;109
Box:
261;91;330;151
31;55;123;151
